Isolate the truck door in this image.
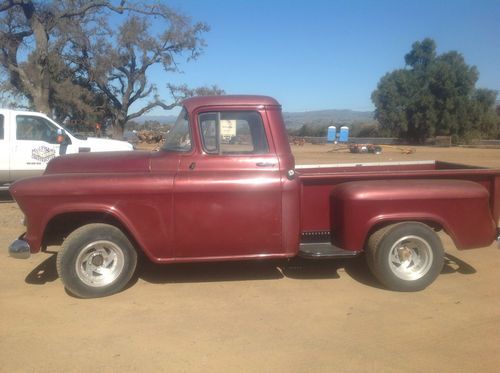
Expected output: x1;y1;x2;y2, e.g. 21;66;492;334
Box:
0;112;9;184
10;114;61;180
173;109;283;258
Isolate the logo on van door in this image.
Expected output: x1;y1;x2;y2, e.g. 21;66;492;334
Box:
32;145;56;163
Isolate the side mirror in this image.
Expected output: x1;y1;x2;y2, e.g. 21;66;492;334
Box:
57;129;70;155
57;128;65;144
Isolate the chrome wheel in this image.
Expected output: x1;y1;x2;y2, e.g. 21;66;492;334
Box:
388;235;433;281
75;240;125;287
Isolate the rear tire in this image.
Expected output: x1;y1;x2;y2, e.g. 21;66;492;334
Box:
57;223;137;298
366;222;444;291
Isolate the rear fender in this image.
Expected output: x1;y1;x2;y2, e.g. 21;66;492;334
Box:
330;179;497;251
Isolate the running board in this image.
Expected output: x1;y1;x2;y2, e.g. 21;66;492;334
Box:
299;242;360;259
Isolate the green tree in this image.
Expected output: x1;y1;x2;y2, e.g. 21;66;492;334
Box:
372;38;498;143
291;123;328;137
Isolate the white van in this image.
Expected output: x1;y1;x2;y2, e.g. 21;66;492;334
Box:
0;109;133;188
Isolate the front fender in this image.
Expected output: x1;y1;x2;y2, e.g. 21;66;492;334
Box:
330;179;497;251
10;173;174;260
20;202;140;254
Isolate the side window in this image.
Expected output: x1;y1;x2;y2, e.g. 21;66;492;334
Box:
0;114;4;140
199;113;218;153
198;111;269;155
16;115;59;143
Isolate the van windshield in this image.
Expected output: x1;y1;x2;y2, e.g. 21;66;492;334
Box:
161;108;191;152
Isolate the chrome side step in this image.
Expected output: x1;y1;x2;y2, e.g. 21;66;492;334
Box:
299;242;360;259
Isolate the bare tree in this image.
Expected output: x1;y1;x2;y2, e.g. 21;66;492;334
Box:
78;10;223;137
0;1;114;113
1;0;220;132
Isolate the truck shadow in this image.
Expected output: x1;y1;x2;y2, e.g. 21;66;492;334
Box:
441;253;476;275
282;256;385;289
0;190;13;202
24;252;477;290
135;252;478;289
137;259;284;284
280;253;476;289
137;256;379;287
24;252;142;296
25;253;59;285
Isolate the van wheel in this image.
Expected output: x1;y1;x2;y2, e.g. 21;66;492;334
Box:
366;222;444;291
57;224;137;298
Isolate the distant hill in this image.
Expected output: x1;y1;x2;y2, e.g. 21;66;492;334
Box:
137;109;374;128
133;115;178;125
283;109;374;129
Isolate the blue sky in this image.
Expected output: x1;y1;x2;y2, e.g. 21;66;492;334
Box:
141;0;500;115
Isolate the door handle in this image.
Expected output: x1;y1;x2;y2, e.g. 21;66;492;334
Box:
256;162;276;167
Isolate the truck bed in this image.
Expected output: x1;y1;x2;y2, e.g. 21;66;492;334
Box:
297;160;500;243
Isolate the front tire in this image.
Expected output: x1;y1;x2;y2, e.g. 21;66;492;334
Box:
366;222;444;291
57;223;137;298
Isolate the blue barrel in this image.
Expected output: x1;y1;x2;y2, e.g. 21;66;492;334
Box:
327;126;336;143
339;126;349;142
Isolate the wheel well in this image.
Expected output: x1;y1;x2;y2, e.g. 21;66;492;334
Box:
42;212;137;249
365;220;443;248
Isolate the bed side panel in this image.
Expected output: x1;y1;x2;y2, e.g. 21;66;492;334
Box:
330;179;496;251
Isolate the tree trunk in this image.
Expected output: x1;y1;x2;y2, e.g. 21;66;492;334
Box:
111;114;126;139
32;82;51;115
25;4;52;115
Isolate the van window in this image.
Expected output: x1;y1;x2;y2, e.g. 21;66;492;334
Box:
0;114;4;140
16;115;59;143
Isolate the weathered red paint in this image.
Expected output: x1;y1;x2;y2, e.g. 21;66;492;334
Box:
9;95;500;263
330;179;496;250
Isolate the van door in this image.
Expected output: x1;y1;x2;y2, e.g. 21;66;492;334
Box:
10;114;61;180
0;112;9;184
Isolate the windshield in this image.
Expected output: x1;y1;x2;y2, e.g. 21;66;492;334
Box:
51;118;83;139
162;108;192;152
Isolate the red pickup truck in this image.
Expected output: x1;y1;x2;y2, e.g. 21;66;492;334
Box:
9;95;500;298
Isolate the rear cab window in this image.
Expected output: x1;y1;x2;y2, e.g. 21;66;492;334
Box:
198;111;269;155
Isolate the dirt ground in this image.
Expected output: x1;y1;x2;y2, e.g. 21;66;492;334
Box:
1;145;499;372
292;143;500;168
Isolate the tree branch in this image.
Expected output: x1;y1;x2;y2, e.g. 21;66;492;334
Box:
56;1;123;19
95;80;122;109
126;100;177;121
0;0;17;13
57;1;171;20
129;84;152;105
0;29;33;41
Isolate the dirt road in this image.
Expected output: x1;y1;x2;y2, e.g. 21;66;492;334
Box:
1;146;499;372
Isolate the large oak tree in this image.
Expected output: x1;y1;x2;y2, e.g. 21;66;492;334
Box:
0;1;222;137
76;11;222;137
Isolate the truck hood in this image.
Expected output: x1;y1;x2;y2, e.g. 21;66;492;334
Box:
45;151;152;175
76;137;134;151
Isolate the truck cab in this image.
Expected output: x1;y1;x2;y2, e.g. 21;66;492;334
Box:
156;96;298;259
